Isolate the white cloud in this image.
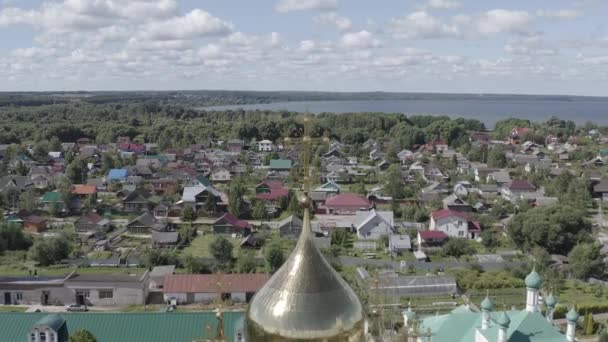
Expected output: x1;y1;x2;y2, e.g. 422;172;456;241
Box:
536;9;583;20
427;0;462;10
314;12;352;31
390;11;459;39
504;35;557;56
140;9;233;41
275;0;337;13
340;30;380;49
454;9;532;37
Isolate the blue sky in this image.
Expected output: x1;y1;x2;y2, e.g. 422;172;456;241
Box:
1;0;608;95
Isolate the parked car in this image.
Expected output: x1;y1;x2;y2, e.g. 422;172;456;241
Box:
65;304;88;312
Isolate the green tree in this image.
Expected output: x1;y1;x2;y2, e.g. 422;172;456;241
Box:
508;204;591;254
210;236;234;268
0;222;32;252
237;251;257;273
203;193;216;213
287;194;301;216
568;243;604;280
442;239;475;258
330;229;352;248
18;188;39;212
265;243;284;273
480;229;500;252
66;157;87;184
584;312;596;336
28;236;71;266
181;206;197;222
252;200;267;220
68;330;97;342
228;179;246;217
487;146;507;168
384;164;405;200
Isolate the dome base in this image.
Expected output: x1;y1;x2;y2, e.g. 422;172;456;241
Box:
245;317;366;341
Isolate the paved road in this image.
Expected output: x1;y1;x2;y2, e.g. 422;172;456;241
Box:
338;256;525;271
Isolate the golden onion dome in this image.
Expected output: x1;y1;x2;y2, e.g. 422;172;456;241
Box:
245;207;365;341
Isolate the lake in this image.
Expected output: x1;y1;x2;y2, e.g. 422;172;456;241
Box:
204;99;608;128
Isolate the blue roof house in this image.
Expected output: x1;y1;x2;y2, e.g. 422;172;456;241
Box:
108;169;128;182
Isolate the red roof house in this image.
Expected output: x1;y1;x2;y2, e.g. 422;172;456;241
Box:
325;193;372;215
255;181;289;201
72;185;98;196
429;209;481;239
418;230;448;247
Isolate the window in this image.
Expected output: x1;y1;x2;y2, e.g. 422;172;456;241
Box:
99;290;114;299
458;231;464;237
458;221;463;227
40;332;46;342
30;333;36;342
76;290;90;298
16;292;23;301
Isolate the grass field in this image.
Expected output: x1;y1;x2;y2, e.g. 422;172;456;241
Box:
181;233;243;258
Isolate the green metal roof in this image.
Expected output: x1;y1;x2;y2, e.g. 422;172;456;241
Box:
34;314;66;331
269;159;292;170
525;270;543;289
0;311;244;342
420;309;567;341
42;191;63;203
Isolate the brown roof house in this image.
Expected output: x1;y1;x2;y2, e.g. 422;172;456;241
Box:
162;273;269;304
75;211;110;233
126;212;168;235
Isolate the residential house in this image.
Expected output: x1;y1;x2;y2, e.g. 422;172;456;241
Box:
426;140;449;152
122;189;153;212
324;193;373;215
0;175;33;192
71;185;97;210
107;169;128;183
126;212;168;234
429;209;481;239
278;215;303;239
153;203;169;219
149;178;178;195
398;149;414;164
210;167;231;182
584;155;605;167
389;234;412;256
442;194;472;212
163;273;269;304
417;230;448;249
353;209;394;240
312;181;341;202
42;191;66;213
226;139;244;153
453;181;473;197
258;139;273;152
0;274;73;306
152;231;180;248
269;159;292;172
594;180;608;202
487;170;511;186
19;211;47;234
255;181;289;204
212;213;252;237
501;180;537;201
64;272;149;306
470;132;492;144
30;166;54;189
75;211;110;233
180;185;222;211
508;127;532;144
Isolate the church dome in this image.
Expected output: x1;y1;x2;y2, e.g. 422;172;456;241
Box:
245;208;365;341
545;294;557;308
481;295;494;312
495;312;511;328
566;308;579;323
525;269;543;289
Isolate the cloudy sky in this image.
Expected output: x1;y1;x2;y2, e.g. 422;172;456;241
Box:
1;0;608;95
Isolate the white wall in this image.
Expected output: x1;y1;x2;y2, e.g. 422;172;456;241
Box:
431;216;468;238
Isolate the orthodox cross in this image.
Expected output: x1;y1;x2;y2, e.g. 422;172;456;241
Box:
282;115;330;197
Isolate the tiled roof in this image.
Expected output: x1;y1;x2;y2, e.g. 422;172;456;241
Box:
72;184;97;195
325;193;371;207
256;188;289;200
419;231;448;241
508;180;536;191
214;213;251;229
163;273;269;294
431;209;470;221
